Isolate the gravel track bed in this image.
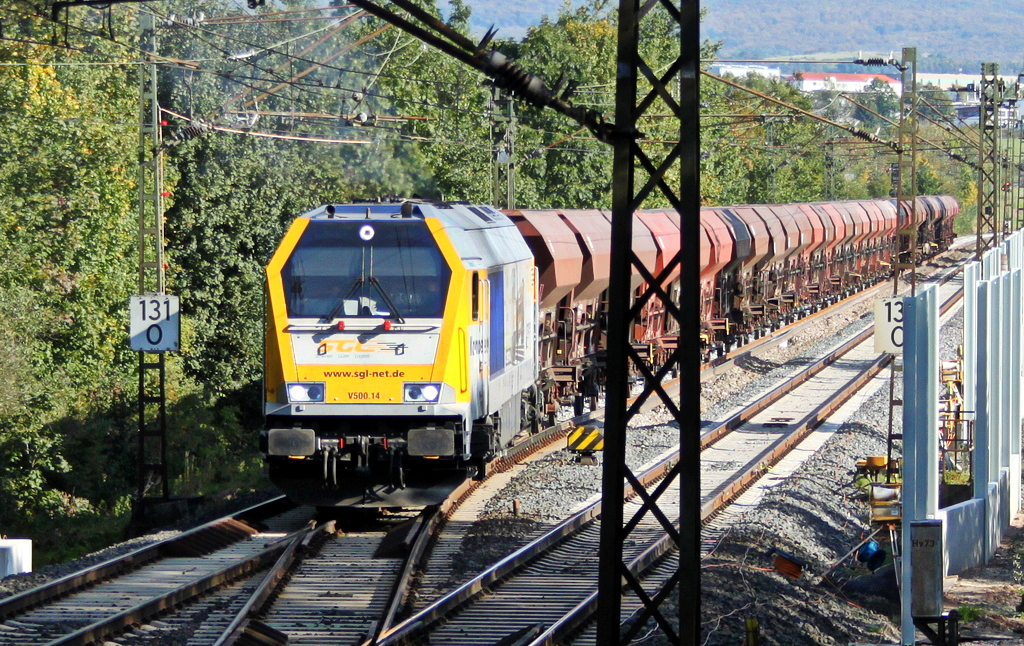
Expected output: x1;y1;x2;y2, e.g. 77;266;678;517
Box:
424;284;897;612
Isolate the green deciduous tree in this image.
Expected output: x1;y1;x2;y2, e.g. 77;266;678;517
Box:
0;11;139;554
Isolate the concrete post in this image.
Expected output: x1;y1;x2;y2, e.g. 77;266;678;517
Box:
993;275;1004;476
1011;270;1021;513
901;285;939;645
963;262;979;415
973;280;994;559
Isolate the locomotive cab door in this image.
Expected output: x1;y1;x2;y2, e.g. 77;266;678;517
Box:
468;271;490;421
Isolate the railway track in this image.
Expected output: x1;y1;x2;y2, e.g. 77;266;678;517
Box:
0;497;312;646
404;250;968;613
0;250;969;646
244;507;433;646
0;502;439;646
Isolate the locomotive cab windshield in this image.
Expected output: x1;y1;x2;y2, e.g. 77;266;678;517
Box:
281;220;450;321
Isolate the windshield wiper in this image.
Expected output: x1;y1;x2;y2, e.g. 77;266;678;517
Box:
322;276;405;324
368;276;405;324
323;278;364;322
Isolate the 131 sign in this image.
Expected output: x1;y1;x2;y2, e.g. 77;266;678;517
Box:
130;295;180;352
874;297;904;354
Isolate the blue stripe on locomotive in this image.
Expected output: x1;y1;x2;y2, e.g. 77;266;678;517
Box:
490;268;504;374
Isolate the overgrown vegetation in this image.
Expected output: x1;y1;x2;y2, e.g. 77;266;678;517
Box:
958;604;984;622
0;0;980;564
944;469;972;485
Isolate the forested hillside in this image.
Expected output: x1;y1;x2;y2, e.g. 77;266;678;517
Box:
459;0;1023;73
0;0;974;564
700;0;1024;72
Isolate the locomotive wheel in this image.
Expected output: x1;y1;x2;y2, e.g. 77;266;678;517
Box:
527;385;542;435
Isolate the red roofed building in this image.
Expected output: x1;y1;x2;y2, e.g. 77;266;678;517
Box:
787;72;902;94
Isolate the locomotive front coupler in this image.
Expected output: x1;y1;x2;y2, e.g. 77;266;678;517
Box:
334;434;396;457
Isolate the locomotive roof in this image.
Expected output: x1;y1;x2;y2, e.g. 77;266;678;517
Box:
300;202;516;232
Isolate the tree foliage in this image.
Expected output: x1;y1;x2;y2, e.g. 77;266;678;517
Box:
0;10;138;549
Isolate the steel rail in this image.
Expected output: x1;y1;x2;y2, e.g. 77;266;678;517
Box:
212;520;337;646
46;523;314;646
0;496;296;621
372;507;439;643
209;507;436;646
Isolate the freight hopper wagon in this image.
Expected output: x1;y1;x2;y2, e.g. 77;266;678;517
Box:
262;202;537;507
503;196;958;413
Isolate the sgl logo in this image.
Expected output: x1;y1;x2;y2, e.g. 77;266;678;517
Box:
318;340;407;355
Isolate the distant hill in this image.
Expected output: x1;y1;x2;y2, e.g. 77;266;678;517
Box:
457;0;1024;73
702;0;1024;73
457;0;565;40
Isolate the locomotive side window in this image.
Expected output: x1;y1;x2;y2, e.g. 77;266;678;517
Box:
281;221;450;319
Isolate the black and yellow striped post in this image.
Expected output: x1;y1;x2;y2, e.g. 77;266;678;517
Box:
567;426;604;464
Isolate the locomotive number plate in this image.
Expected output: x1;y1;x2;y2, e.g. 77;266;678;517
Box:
347;391;382;400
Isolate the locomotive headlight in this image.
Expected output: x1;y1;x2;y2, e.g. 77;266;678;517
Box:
404;382;441;403
287;382;325;403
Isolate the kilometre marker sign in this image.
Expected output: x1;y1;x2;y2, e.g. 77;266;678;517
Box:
874;296;904;354
130;294;180;352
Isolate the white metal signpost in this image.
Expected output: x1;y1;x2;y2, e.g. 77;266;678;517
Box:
130;294;180;352
874;296;904;354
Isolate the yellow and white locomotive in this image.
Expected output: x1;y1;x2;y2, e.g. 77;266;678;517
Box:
262;201;538;507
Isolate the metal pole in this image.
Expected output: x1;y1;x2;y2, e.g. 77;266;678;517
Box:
676;3;703;641
595;0;638;635
135;10;170;524
507;97;515;210
977;63;1001;257
490;86;499;206
597;0;699;643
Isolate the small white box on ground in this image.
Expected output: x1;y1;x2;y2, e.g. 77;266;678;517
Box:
0;539;32;577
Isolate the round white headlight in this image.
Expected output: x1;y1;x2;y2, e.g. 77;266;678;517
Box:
421;384;440;401
288;383;309;402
